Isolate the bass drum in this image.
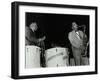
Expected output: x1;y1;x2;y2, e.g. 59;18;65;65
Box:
45;47;69;67
25;45;41;68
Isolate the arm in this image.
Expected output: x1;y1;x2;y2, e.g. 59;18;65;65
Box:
25;27;39;43
70;39;80;48
68;32;80;48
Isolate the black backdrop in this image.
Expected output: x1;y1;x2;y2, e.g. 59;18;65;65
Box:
26;12;89;50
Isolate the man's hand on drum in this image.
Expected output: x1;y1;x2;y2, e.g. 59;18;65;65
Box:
42;36;46;40
39;36;46;42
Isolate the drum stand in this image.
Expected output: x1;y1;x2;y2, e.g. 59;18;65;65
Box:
40;48;46;67
39;41;46;67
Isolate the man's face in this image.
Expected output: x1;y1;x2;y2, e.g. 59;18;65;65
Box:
30;23;38;32
72;22;78;30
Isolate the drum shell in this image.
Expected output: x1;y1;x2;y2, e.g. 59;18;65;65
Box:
25;45;41;68
45;47;69;67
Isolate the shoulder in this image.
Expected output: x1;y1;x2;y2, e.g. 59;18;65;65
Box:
26;26;31;32
26;26;29;30
69;31;74;36
68;31;74;39
25;26;32;35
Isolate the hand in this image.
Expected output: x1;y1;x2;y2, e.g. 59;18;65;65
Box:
38;36;46;42
80;45;85;51
38;39;42;42
41;36;46;41
42;36;46;40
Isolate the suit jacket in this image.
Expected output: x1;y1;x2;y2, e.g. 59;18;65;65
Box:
25;26;39;45
68;30;84;48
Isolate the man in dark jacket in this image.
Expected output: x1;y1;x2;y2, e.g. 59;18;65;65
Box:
25;22;46;67
25;22;45;46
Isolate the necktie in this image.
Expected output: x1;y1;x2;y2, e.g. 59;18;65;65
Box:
75;31;81;40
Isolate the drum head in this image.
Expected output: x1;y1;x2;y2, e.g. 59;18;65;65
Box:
45;47;69;67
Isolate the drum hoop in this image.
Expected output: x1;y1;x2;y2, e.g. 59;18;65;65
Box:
26;45;41;49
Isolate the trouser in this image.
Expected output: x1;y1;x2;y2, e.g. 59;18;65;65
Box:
72;46;89;66
72;46;82;66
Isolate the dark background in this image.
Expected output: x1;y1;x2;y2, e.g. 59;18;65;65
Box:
25;12;89;50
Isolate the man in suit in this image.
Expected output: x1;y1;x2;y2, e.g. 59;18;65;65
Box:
68;22;87;65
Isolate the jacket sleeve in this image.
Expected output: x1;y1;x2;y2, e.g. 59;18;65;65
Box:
68;32;80;48
25;27;39;43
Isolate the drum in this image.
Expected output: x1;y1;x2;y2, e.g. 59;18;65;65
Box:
25;45;41;68
45;47;69;67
